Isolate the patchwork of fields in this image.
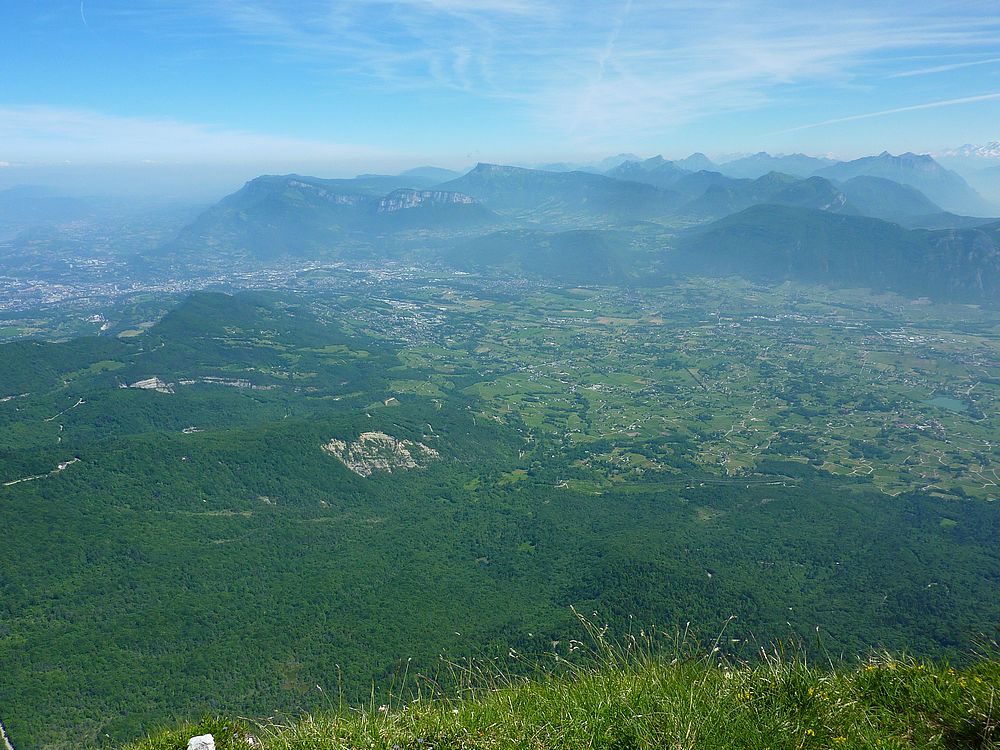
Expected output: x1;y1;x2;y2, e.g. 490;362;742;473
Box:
1;275;997;748
320;276;999;501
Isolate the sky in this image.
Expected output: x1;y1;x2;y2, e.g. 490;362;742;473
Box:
2;0;1000;191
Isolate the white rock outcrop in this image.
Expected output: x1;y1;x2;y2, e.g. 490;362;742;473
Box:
128;377;174;394
187;734;215;750
322;431;439;477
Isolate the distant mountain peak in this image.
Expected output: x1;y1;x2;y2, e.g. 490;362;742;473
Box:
872;151;935;165
816;152;994;215
672;153;718;173
471;162;524;176
398;165;461;182
593;153;642;172
938;142;1000;159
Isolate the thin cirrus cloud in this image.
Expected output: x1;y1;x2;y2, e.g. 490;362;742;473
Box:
0;105;380;164
887;56;1000;78
771;92;1000;134
9;0;1000;164
136;0;1000;142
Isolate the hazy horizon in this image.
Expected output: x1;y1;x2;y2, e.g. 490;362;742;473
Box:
0;147;995;203
3;0;1000;197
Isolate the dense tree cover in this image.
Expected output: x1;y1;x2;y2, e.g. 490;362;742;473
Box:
446;230;661;284
0;291;998;750
672;205;1000;304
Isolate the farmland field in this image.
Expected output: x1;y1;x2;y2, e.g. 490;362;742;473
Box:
320;274;999;501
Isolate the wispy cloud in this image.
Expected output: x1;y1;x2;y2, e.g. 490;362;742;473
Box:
772;92;1000;134
0;105;382;164
887;56;1000;78
21;0;1000;157
127;0;1000;143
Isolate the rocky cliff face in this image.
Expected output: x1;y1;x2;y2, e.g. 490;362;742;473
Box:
377;189;475;212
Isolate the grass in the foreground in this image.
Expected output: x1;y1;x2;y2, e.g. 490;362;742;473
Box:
126;620;1000;750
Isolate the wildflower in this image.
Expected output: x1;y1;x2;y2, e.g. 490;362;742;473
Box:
805;728;816;737
833;737;846;743
378;705;388;713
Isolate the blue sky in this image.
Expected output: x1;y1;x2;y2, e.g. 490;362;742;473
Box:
2;0;1000;176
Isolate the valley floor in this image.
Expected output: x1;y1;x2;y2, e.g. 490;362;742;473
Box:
2;279;997;749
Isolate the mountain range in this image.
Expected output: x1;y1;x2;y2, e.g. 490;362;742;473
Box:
141;151;1000;305
608;151;995;217
716;152;837;179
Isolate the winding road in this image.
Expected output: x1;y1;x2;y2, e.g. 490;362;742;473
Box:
1;719;15;750
3;458;80;487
